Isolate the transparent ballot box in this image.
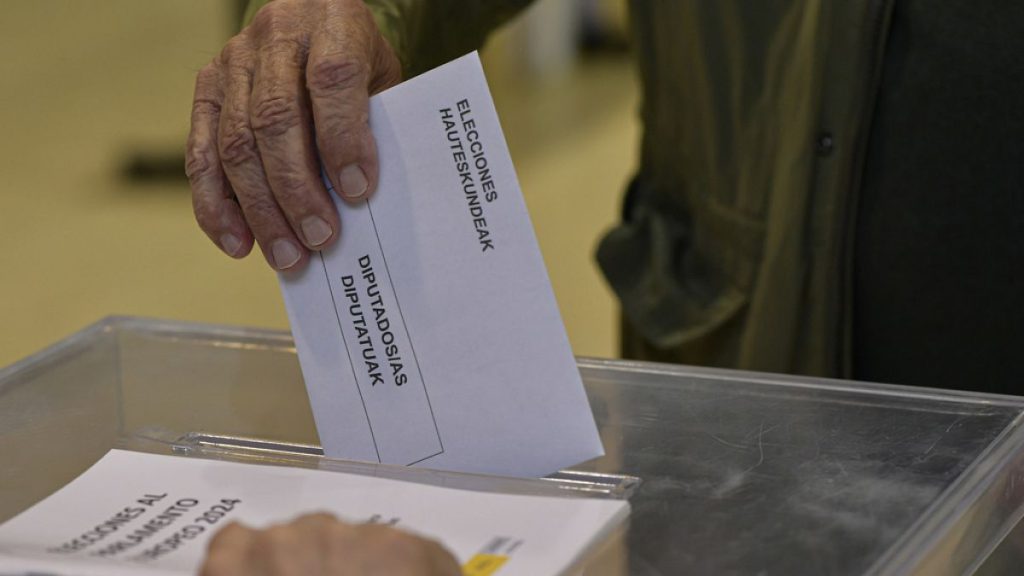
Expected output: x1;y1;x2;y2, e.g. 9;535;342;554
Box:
3;316;1024;575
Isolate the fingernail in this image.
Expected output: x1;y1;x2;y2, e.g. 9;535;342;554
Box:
302;215;333;247
220;233;243;257
338;164;368;198
271;239;302;269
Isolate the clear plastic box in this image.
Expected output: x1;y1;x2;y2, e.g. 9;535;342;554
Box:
3;316;1024;575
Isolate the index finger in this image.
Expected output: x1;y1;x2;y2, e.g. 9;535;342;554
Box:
251;40;340;250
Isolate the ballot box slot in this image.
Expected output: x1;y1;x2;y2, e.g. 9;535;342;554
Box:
182;431;323;456
151;431;639;500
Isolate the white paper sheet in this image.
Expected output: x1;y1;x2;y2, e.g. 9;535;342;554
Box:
278;52;603;477
0;450;628;576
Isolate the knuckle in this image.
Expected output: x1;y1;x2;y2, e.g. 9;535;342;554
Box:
191;97;221;121
196;62;220;85
219;36;251;66
263;35;309;64
235;191;280;229
268;166;309;203
316;120;367;158
317;100;370;141
218;120;257;168
247;1;291;38
184;139;216;183
191;68;223;121
333;115;367;140
251;93;303;138
308;55;367;94
194;63;222;97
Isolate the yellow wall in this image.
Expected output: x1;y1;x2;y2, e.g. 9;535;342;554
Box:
0;0;637;367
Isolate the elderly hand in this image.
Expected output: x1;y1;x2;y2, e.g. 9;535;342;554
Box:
187;0;402;270
199;513;461;576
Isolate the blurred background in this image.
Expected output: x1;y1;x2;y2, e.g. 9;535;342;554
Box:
0;0;638;367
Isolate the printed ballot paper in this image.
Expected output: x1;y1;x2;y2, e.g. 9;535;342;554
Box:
0;450;629;575
279;52;603;477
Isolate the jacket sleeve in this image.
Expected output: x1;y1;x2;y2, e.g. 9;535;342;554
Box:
243;0;533;78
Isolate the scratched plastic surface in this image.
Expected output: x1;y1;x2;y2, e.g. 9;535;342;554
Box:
3;317;1024;575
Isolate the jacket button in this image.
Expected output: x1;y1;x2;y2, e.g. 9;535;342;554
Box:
816;132;834;157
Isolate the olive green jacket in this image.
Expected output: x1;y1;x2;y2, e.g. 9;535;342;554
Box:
244;0;896;378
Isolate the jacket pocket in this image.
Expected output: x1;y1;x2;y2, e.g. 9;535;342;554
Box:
597;175;757;351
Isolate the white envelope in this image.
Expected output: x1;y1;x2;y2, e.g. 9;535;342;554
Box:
279;52;604;478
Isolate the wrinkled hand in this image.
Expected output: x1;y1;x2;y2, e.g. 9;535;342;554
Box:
187;0;402;270
200;513;462;576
